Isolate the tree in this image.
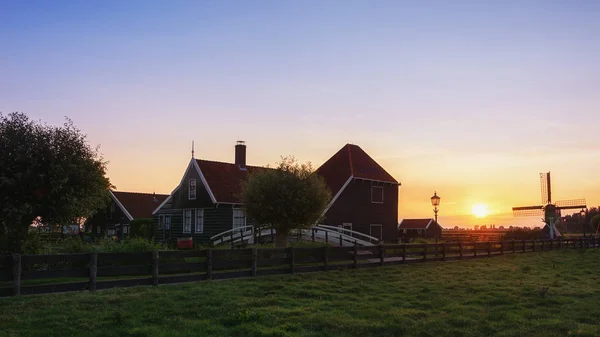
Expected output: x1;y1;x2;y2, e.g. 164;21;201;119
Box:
590;214;600;235
0;112;112;253
241;156;331;247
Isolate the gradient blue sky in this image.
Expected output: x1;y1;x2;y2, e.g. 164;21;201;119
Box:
1;1;599;227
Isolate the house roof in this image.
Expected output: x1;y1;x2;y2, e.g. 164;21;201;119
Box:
316;144;398;193
398;218;437;230
315;144;400;215
196;159;271;203
111;191;169;220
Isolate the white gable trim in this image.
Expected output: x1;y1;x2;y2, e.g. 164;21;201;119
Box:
110;190;134;221
192;160;217;204
152;158;196;215
424;219;434;230
354;177;401;186
320;175;354;217
152;191;175;215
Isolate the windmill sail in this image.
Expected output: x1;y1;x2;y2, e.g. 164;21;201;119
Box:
540;172;550;205
512;205;543;217
555;198;587;210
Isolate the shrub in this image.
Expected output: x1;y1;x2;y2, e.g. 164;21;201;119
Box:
20;231;50;255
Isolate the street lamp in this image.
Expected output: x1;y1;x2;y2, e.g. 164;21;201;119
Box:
431;191;441;224
581;209;586;237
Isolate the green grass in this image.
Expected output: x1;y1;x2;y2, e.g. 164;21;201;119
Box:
1;250;600;337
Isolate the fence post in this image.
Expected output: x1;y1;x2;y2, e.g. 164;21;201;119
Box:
550;240;553;250
487;241;491;257
12;254;21;296
402;244;407;262
312;228;315;242
206;249;213;280
289;245;296;274
353;243;358;268
541;240;545;251
474;242;477;257
339;234;342;247
441;243;446;261
251;248;257;277
459;243;463;259
89;252;98;292
379;244;384;266
323;245;329;270
500;241;504;255
325;231;329;244
151;251;159;286
522;240;526;253
532;240;536;252
512;240;516;253
423;243;428;260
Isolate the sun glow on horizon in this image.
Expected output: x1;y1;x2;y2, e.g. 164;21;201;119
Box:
471;203;490;218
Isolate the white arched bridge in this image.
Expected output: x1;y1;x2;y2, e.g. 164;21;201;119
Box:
210;225;380;248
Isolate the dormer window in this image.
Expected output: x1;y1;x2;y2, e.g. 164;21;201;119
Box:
189;179;196;200
371;186;383;203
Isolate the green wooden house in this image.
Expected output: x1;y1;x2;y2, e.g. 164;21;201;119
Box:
152;141;269;246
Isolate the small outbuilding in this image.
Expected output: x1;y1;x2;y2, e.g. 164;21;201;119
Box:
398;218;443;240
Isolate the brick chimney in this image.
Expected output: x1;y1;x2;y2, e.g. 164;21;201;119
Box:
235;141;246;170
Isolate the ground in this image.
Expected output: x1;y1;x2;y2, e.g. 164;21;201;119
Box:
1;250;599;337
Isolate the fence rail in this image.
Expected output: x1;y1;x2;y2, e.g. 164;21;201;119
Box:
0;237;598;297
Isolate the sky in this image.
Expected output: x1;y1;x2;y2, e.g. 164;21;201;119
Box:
1;1;599;228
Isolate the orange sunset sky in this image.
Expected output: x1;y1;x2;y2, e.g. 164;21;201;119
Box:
1;2;599;228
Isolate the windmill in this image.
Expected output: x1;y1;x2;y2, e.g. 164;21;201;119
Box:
512;172;586;239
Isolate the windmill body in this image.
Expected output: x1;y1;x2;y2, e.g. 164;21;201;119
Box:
512;172;586;239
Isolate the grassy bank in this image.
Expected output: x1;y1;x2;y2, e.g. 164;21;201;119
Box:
1;250;599;337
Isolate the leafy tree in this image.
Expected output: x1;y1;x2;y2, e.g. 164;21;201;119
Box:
590;214;600;235
241;156;331;247
0;112;112;253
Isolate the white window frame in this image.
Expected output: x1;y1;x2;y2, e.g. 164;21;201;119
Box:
371;186;384;204
195;209;204;233
164;214;171;230
338;223;352;232
370;224;383;240
233;208;247;231
188;179;196;200
123;225;129;234
183;210;192;233
108;228;116;236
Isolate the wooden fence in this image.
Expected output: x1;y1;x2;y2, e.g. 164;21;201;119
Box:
1;237;598;297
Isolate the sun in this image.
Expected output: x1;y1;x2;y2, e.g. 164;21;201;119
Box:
471;203;489;218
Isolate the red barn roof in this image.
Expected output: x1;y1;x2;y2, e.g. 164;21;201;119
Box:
316;144;399;202
196;159;271;203
111;191;169;220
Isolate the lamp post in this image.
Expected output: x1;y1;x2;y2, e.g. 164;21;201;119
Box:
581;209;586;237
430;191;441;224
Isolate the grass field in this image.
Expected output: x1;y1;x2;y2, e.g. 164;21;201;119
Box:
1;250;599;337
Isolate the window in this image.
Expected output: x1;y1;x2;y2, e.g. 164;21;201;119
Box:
195;209;204;233
370;224;383;240
183;210;192;233
188;179;196;200
164;215;171;230
338;223;352;233
371;186;383;203
233;209;246;230
123;225;129;234
108;228;115;236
